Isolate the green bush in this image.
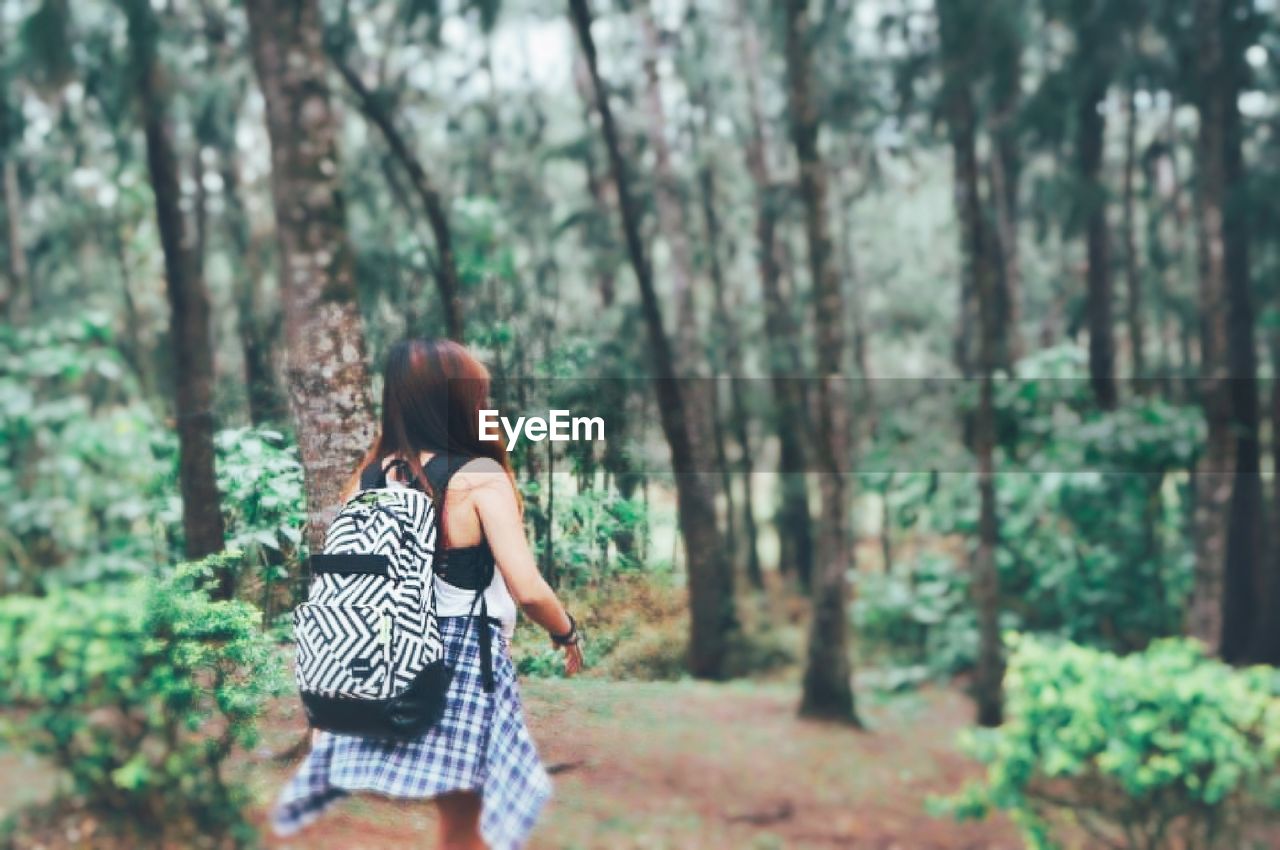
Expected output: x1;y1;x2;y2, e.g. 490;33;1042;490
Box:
511;574;691;680
992;398;1199;651
0;555;286;847
935;635;1280;850
853;552;979;677
215;427;307;619
859;352;1199;669
0;315;174;591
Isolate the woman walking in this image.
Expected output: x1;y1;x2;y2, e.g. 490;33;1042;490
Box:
273;339;583;849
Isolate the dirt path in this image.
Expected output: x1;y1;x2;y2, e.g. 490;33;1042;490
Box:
255;679;1022;849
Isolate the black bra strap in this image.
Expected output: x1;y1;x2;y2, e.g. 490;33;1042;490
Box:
426;453;496;694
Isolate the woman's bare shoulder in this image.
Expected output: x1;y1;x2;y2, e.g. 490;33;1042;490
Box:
450;457;512;491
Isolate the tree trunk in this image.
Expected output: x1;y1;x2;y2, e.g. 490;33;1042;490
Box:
1257;334;1280;664
221;147;287;424
0;157;27;323
636;7;731;570
1079;77;1117;411
691;90;764;591
0;15;27;325
110;216;153;395
329;50;465;342
989;36;1022;369
1122;78;1147;383
1186;0;1237;656
835;158;875;438
246;0;376;551
938;0;1004;726
952;94;1005;729
781;0;859;725
569;0;739;679
639;6;699;356
571;58;642;562
201;4;287;426
1216;0;1259;664
735;0;814;588
123;0;227;577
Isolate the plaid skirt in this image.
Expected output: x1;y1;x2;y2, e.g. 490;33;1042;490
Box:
271;616;551;850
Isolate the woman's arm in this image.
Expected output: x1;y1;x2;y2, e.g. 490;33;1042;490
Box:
466;464;582;674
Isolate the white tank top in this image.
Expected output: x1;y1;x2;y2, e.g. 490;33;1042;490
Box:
384;476;518;639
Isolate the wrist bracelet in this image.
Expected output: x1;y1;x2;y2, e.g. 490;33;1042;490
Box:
550;614;578;646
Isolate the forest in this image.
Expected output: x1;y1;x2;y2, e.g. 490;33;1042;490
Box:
1;0;1280;847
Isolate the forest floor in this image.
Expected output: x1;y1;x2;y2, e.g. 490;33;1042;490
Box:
250;678;1023;850
0;677;1025;849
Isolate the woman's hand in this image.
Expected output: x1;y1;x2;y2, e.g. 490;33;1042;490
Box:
558;639;584;677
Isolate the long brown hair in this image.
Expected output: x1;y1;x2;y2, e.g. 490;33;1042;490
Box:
343;339;516;502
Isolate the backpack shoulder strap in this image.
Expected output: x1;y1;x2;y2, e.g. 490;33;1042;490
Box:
358;458;386;491
423;453;475;499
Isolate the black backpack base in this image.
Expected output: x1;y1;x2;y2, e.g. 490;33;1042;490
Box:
301;658;454;739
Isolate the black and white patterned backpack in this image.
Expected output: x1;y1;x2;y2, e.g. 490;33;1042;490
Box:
293;461;452;738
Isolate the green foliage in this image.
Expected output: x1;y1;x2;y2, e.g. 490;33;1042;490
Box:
0;315;308;598
857;350;1202;682
532;486;649;585
853;552;979;678
512;575;688;680
0;316;173;590
0;554;286;846
991;358;1201;650
214;427;307;618
935;635;1280;850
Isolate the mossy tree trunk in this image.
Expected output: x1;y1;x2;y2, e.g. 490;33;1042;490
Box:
781;0;860;725
245;0;375;551
569;0;740;679
123;0;227;581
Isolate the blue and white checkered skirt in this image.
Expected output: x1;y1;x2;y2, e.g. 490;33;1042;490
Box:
271;616;551;850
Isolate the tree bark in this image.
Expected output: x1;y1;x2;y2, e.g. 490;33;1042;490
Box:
735;0;814;588
952;94;1005;729
639;6;699;357
1121;78;1147;383
200;3;288;426
1257;334;1280;664
568;0;739;679
938;0;1004;726
1078;77;1117;410
221;147;287;425
0;15;27;325
781;0;859;724
835;157;875;438
571;57;642;562
246;0;376;551
1215;0;1259;664
690;84;764;591
636;7;733;570
1186;0;1238;656
329;50;465;342
989;31;1022;369
123;0;227;576
0;157;27;323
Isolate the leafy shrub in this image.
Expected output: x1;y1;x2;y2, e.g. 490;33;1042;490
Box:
522;482;649;587
853;552;979;677
0;555;286;847
935;635;1280;850
992;399;1199;650
0;315;174;591
512;574;689;680
214;427;307;619
858;351;1199;667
